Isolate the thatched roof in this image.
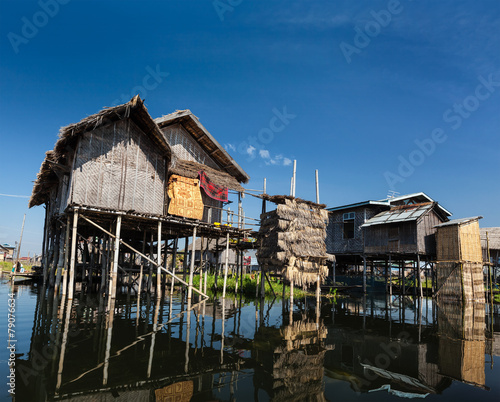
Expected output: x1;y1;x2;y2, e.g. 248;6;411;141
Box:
29;96;171;208
257;197;329;286
261;193;326;209
169;158;244;192
155;109;249;184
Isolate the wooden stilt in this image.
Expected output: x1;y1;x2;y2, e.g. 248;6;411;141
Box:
138;231;146;298
417;254;423;298
67;209;79;301
188;226;197;301
109;215;122;302
199;236;204;293
362;255;367;293
222;232;230;298
60;215;71;297
157;221;162;298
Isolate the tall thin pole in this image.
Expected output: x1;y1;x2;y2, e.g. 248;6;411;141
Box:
222;232;230;299
14;214;26;270
156;221;162;298
315;169;320;204
68;209;79;301
188;226;197;301
109;215;122;303
292;160;297;197
263;178;267;194
61;215;71;297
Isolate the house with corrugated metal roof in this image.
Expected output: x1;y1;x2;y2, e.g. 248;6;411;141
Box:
326;193;452;268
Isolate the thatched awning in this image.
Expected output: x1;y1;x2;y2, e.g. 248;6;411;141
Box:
169;158;244;192
29;96;171;208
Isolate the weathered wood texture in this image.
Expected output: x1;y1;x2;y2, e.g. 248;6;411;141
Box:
436;220;484;302
364;210;443;256
71;120;166;215
326;206;386;255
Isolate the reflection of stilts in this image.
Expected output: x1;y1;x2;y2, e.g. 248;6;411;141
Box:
56;298;73;393
147;296;161;378
103;296;116;386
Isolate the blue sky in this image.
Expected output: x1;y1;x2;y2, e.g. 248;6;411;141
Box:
1;0;499;255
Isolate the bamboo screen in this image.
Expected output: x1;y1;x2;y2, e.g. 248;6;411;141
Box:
71;119;166;215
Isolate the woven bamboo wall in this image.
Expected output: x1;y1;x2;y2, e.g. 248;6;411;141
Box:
71;119;166;215
436;220;484;302
161;124;219;169
436;221;482;262
459;221;482;262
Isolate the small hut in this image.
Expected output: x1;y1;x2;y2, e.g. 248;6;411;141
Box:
257;195;329;288
435;217;485;303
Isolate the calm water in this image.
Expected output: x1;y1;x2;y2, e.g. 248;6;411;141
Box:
1;274;499;402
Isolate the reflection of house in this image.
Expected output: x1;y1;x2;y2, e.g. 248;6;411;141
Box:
324;326;450;396
437;302;486;388
326;193;451;266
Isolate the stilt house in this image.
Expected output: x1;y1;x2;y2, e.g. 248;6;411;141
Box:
29;96;249;298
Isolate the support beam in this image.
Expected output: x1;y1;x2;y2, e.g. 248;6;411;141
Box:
222;232;230;298
109;215;122;301
60;215;71;297
157;221;162;298
188;226;197;301
68;209;79;300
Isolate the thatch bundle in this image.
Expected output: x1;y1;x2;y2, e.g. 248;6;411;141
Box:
257;197;329;286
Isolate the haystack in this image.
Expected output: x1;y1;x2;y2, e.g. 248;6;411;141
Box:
257;195;329;287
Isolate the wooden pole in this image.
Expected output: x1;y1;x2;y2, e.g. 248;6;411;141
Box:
363;255;367;293
156;221;162;298
487;232;493;303
222;232;230;298
315;169;320;204
61;215;71;297
389;255;393;297
188;226;197;301
417;254;423;298
68;209;79;301
14;213;26;272
108;215;122;304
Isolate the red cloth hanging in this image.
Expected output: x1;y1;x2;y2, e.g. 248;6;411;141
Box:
198;171;228;202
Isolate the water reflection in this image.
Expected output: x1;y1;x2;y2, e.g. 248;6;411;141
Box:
9;281;499;401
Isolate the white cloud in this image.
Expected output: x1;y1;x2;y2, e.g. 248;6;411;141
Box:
246;145;256;156
283;158;292;166
225;143;236;152
259;149;270;159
